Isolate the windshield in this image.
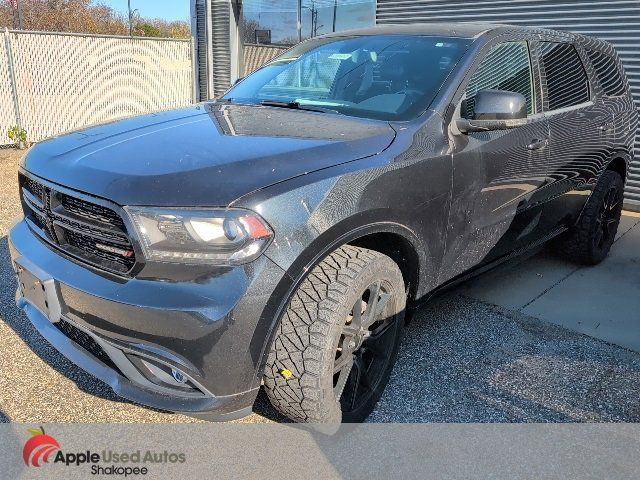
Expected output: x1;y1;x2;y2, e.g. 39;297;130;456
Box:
223;35;471;121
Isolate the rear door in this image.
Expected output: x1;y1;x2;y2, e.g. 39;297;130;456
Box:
535;40;610;228
441;39;550;281
585;47;636;176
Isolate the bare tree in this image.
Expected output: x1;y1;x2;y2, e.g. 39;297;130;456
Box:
0;0;190;38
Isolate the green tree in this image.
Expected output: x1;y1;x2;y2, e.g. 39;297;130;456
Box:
136;22;162;37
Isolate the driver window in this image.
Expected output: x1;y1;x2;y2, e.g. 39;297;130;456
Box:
462;41;535;119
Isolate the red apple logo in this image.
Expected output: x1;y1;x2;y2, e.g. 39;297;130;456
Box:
23;427;60;467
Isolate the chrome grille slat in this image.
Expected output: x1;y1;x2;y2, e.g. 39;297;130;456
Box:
19;174;136;274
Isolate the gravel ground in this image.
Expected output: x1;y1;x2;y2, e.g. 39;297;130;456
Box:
1;148;639;423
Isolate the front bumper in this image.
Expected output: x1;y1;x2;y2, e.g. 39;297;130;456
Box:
9;219;289;420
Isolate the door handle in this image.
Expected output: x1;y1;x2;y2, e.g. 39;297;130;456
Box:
598;123;614;132
527;138;548;151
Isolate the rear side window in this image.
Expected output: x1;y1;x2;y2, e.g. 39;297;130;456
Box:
586;49;626;97
462;41;535;119
539;42;590;110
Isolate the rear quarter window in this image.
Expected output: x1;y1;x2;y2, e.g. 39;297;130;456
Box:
539;42;590;111
586;49;627;97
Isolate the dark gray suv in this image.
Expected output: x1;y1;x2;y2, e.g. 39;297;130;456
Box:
9;24;637;423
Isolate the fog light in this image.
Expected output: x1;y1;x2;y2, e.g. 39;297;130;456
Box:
127;354;197;392
171;368;187;384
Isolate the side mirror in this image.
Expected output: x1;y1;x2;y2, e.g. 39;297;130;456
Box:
456;89;528;133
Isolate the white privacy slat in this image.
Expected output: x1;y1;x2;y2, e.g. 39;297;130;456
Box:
1;30;192;145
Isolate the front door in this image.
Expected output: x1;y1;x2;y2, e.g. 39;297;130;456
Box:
440;40;550;283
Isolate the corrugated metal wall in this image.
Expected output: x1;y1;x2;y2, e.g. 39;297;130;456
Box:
192;0;234;100
210;0;233;98
377;0;640;208
193;0;210;101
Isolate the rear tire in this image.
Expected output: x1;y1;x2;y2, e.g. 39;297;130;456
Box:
557;170;624;265
263;245;406;423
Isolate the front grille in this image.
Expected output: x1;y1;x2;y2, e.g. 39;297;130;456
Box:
54;318;120;372
59;194;126;230
19;174;136;274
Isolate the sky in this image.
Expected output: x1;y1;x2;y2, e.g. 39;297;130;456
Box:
244;0;375;43
98;0;191;22
96;1;375;41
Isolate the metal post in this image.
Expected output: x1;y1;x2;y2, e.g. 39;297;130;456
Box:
190;36;198;103
128;0;138;37
311;1;315;37
297;0;302;43
4;29;22;130
128;0;132;36
17;0;24;30
333;0;337;32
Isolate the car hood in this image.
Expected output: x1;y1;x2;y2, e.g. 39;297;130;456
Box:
22;103;396;207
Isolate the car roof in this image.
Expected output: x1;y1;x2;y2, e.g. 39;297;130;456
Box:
315;23;615;58
318;22;562;40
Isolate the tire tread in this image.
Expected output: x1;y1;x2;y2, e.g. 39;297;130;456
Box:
263;245;400;423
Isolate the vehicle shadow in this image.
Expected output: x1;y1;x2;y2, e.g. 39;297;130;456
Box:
367;284;640;423
250;389;292;423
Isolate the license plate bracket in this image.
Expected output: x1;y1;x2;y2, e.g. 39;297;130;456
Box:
14;257;62;323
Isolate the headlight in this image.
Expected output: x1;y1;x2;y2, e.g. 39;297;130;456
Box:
124;207;273;265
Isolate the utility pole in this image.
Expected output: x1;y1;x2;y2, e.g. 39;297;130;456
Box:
17;0;24;30
298;1;323;40
10;0;23;30
297;0;302;43
128;0;138;37
309;1;322;38
332;0;337;32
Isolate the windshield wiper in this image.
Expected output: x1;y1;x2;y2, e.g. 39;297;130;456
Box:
260;100;341;115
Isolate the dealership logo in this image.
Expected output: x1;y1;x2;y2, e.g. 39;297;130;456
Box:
21;426;186;475
23;427;60;467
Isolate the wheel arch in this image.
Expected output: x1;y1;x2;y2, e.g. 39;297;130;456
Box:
347;231;421;309
605;153;630;182
285;220;428;307
251;220;430;386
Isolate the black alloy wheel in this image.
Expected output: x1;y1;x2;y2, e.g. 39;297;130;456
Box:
263;245;406;423
594;183;622;251
557;169;624;265
333;280;399;415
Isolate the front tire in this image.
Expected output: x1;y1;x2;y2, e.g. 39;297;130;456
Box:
263;245;406;423
558;170;624;265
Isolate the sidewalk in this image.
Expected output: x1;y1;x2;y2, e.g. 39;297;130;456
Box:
460;212;640;352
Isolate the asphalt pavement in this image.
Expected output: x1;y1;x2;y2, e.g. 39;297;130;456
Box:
1;148;639;423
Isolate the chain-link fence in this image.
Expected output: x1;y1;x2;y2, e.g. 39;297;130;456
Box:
1;29;194;146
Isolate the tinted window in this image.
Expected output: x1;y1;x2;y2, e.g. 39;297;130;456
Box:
462;41;535;119
540;42;590;110
586;49;626;97
225;35;471;121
